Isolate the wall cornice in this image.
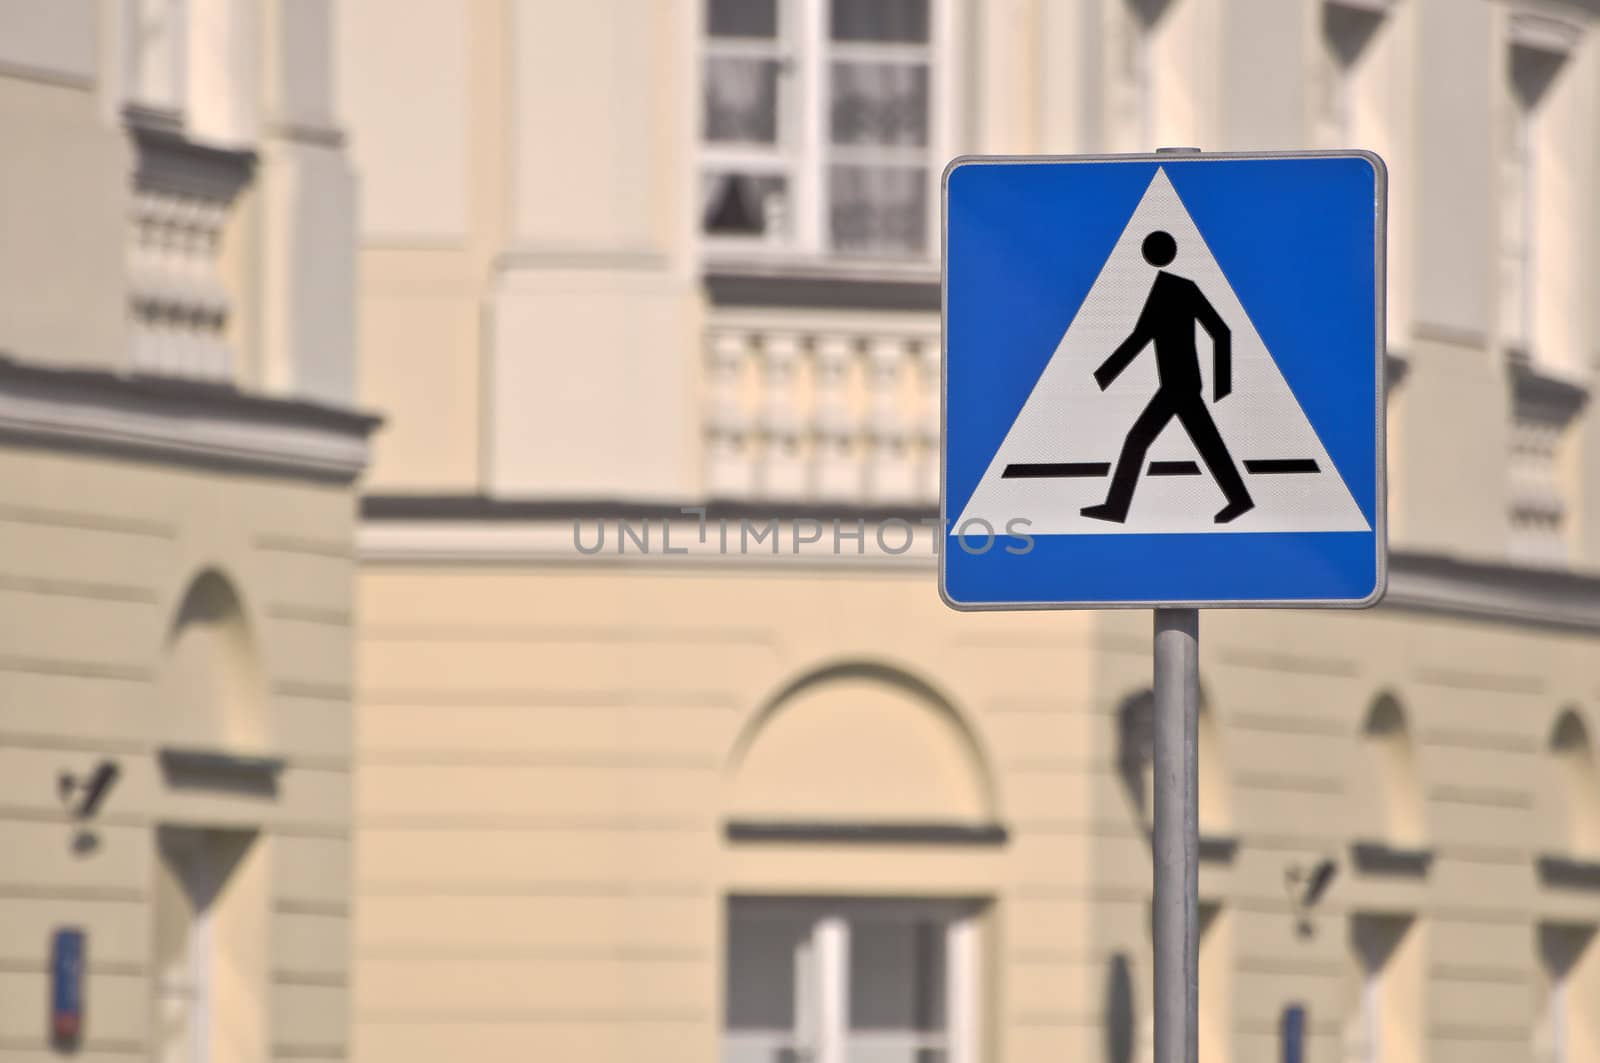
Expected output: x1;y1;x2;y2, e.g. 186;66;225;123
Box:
1383;550;1600;633
358;496;1600;634
0;356;380;483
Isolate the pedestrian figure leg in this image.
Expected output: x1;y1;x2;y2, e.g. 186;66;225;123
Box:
1082;393;1176;523
1173;397;1255;523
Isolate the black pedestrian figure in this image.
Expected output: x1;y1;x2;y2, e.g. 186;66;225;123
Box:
1080;231;1256;525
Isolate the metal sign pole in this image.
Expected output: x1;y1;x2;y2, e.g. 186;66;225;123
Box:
1150;142;1203;1063
1153;606;1199;1063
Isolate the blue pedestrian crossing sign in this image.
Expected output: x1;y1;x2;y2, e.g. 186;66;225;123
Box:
940;152;1387;609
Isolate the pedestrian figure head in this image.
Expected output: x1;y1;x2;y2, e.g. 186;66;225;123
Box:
1142;230;1176;267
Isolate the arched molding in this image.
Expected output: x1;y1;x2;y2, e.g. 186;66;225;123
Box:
158;567;268;750
1358;691;1425;847
1547;706;1600;856
726;658;999;825
1114;682;1232;837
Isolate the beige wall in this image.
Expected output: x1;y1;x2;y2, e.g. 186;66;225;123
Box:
0;0;356;404
0;1;366;1058
342;0;1600;569
337;0;704;498
353;561;1098;1062
0;72;128;372
353;557;1600;1063
342;0;1600;1061
0;441;359;1061
1095;602;1600;1062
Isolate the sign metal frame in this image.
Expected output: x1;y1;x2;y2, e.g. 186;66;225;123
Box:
938;150;1389;612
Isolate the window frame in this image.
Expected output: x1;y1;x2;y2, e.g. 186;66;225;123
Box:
699;0;954;269
723;896;982;1063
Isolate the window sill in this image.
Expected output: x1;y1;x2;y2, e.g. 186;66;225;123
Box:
1536;852;1600;890
1385;350;1409;389
1198;833;1240;864
1349;839;1434;877
706;255;940;312
158;746;285;796
725;820;1009;845
700;249;934;312
1508;352;1590;424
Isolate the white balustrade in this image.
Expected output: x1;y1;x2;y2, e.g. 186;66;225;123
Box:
756;332;807;499
706;329;755;497
127;119;253;383
1508;412;1568;566
864;335;915;502
1506;365;1587;567
811;334;859;500
914;335;941;501
705;315;941;506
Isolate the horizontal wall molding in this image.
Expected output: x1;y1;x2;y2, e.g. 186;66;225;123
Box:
158;746;287;795
360;496;1600;633
1384;551;1600;633
1350;840;1435;877
1510;10;1584;55
706;269;940;312
1536;853;1600;890
359;504;945;570
726;820;1010;846
0;355;379;482
1509;355;1591;424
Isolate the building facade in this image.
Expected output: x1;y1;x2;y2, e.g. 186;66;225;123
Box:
341;2;1600;1062
0;1;369;1060
6;1;1597;1063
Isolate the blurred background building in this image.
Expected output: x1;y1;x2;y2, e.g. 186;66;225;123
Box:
4;1;1600;1062
0;1;368;1060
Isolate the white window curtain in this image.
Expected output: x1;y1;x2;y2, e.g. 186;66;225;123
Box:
700;0;942;259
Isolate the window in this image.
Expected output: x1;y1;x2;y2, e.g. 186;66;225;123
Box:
154;827;265;1063
1317;1;1389;148
1549;710;1600;856
700;0;945;260
1536;924;1598;1063
122;0;258;144
723;898;979;1063
1111;0;1206;153
1502;41;1564;358
1346;914;1422;1063
1501;14;1586;566
1360;695;1424;847
1500;14;1584;369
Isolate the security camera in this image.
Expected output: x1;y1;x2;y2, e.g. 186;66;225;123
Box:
1284;857;1338;940
58;761;120;819
1285;857;1338;907
1300;858;1337;907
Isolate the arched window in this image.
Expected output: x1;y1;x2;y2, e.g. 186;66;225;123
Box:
1535;922;1599;1063
1359;694;1424;847
1346;914;1424;1063
727;660;995;827
159;569;266;749
723;661;992;1063
1115;689;1231;837
1548;709;1600;857
1115;0;1208;152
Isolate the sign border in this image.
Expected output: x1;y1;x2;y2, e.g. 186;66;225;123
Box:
938;150;1389;611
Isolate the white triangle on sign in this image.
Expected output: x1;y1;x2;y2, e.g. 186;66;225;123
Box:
955;167;1371;536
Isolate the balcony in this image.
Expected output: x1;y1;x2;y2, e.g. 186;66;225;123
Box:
704;308;940;507
1507;355;1589;567
126;109;254;383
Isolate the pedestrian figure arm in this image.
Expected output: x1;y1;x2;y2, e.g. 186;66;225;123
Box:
1094;305;1155;390
1195;290;1232;401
